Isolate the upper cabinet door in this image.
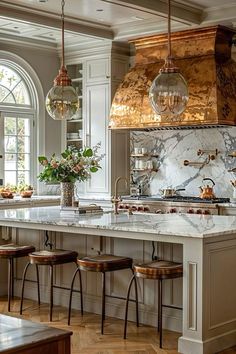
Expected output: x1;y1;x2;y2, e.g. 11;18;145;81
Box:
86;58;110;84
85;83;110;195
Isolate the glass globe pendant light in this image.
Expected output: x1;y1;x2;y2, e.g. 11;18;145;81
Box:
149;0;189;117
45;0;78;120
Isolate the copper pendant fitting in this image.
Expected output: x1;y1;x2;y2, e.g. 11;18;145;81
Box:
159;57;180;74
54;66;72;86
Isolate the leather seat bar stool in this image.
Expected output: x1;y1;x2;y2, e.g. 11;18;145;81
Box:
68;254;139;334
0;244;38;312
124;260;183;348
20;249;83;322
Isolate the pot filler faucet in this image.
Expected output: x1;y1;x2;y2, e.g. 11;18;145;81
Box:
111;176;128;215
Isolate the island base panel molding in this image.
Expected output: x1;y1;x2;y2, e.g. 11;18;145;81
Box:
179;237;236;354
179;331;236;354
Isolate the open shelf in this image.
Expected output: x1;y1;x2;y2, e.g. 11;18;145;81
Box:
65;63;84;150
72;78;83;82
228;152;236;157
67;139;82;142
132;168;158;172
68;119;82;123
131;153;159;158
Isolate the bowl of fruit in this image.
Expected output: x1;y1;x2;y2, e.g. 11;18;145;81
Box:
18;184;34;198
0;185;16;199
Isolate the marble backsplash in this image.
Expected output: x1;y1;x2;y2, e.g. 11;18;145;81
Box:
130;127;236;198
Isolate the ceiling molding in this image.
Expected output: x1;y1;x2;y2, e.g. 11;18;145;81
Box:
113;18;191;40
202;4;236;24
0;2;114;40
0;33;57;53
101;0;203;25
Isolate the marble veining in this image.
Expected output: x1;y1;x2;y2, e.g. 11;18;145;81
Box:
0;314;71;352
0;206;236;239
131;127;236;198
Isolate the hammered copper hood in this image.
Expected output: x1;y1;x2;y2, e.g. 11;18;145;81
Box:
109;26;236;129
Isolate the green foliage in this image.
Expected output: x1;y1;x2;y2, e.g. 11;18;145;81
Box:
17;184;33;192
38;144;103;183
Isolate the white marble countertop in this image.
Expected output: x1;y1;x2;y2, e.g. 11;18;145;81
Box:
0;206;236;239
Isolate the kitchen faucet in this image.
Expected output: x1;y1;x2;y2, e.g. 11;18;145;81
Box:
111;176;128;214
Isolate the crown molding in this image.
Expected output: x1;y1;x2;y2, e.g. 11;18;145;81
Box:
0;33;57;53
113;18;190;41
202;4;236;25
0;2;114;40
64;40;130;64
101;0;202;25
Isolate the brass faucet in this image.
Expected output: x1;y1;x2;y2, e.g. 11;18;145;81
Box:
111;176;128;214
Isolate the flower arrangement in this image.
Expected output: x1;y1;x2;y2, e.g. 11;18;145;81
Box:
38;143;104;183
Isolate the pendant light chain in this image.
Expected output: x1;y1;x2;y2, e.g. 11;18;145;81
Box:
61;0;65;67
167;0;171;59
148;0;189;118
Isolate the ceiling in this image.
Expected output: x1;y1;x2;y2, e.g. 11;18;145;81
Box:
0;0;235;48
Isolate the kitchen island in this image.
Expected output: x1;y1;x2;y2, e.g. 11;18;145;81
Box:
0;206;235;354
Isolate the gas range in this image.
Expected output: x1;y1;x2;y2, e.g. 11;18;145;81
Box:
118;196;230;215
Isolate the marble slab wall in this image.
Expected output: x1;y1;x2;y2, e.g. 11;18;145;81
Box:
131;127;236;198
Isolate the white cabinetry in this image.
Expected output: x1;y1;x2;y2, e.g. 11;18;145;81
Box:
64;44;130;198
219;206;236;215
84;55;129;197
85;83;109;194
86;57;110;84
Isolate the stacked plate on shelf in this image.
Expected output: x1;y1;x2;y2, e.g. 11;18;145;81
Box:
67;132;80;140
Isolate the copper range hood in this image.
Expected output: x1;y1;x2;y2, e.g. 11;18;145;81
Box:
109;26;236;130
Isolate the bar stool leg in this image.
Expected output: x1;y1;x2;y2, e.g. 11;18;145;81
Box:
49;265;53;322
77;267;83;316
101;271;106;334
68;266;84;325
132;269;139;327
8;258;12;312
11;258;14;299
159;279;163;348
124;274;136;339
35;265;40;305
20;262;31;314
157;279;161;332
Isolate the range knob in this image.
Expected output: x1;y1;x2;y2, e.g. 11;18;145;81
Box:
143;206;150;212
170;208;177;213
137;205;144;212
203;210;210;215
196;209;202;214
155;209;162;214
131;205;137;211
119;204;124;209
187;209;194;214
124;204;130;209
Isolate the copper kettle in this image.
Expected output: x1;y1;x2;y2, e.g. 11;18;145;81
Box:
199;178;215;199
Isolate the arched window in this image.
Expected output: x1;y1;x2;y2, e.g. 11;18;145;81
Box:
0;65;31;105
0;57;41;188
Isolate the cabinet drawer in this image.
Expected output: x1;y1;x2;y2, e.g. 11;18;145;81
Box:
86;58;110;84
219;207;236;215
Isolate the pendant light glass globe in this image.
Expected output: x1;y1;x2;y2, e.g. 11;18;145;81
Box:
45;0;78;121
46;82;78;121
149;70;189;116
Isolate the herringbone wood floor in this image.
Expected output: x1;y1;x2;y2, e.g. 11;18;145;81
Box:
0;297;235;354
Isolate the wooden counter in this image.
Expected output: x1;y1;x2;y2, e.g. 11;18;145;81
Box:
0;314;72;353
